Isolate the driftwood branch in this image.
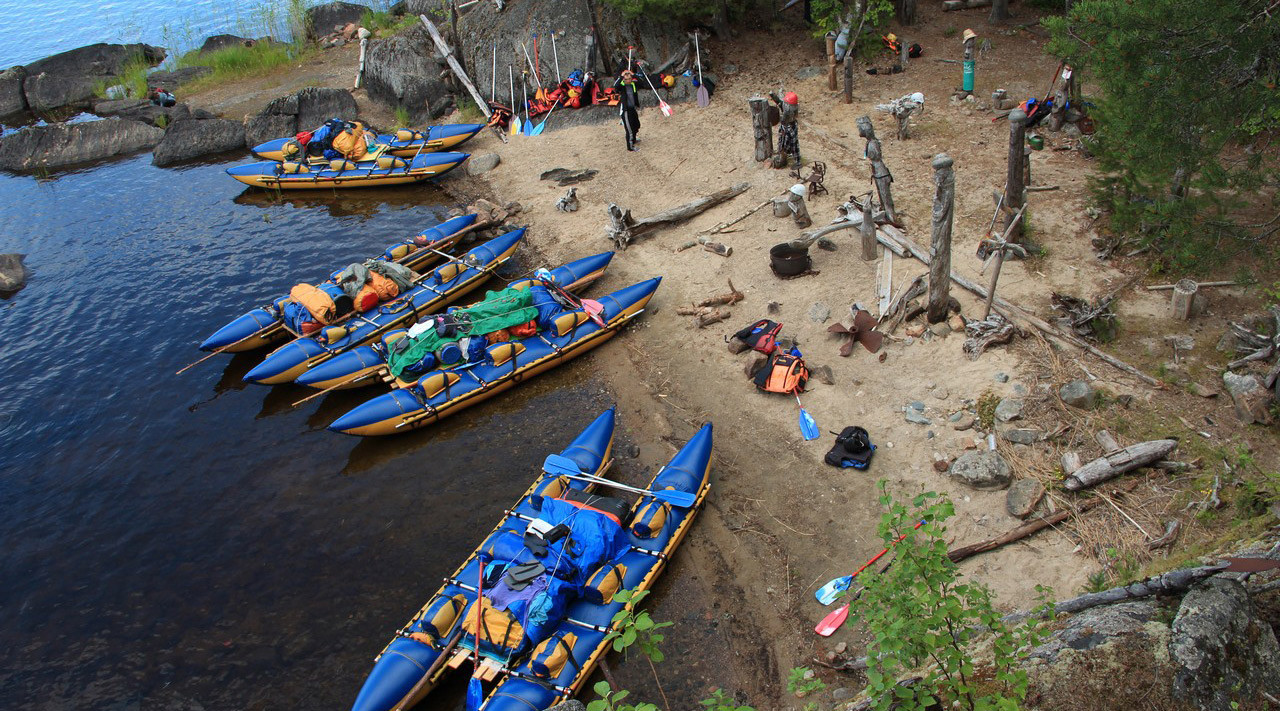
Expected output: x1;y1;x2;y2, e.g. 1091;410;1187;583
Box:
1063;439;1179;491
605;183;750;249
881;226;1164;387
699;199;771;236
419;15;491;118
695;279;744;307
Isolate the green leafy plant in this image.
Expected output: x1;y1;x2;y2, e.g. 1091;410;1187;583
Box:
700;688;755;711
786;666;827;698
810;0;895;60
393;105;411;126
850;481;1053;711
587;680;659;711
604;588;674;709
977;390;1000;430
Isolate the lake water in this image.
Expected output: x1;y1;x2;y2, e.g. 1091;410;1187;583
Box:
0;0;392;68
0;154;633;709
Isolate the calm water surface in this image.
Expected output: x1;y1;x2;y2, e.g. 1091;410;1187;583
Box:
0;154;632;710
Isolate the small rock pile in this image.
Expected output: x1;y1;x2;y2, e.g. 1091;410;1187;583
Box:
318;23;362;49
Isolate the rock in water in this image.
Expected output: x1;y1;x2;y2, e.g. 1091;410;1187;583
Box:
152;119;246;166
306;2;372;39
1222;372;1274;424
22;74;100;112
467;153;501;175
198;34;255;54
948;451;1012;490
1059;380;1097;409
0;119;164;171
1171;578;1280;709
0;66;28;117
362;25;452;122
1005;478;1044;518
21;43;166;113
0;254;28;292
243;87;359;147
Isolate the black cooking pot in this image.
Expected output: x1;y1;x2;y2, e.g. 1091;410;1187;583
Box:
770;243;811;277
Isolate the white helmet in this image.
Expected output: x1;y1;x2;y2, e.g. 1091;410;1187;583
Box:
789;184;807;197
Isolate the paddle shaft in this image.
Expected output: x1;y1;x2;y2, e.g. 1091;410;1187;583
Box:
818;520;926;604
490;43;497;103
177;325;273;374
560;472;696;508
552;31;561;81
291;371;377;406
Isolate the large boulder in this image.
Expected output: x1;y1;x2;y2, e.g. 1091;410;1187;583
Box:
948;450;1013;490
199;34;255;54
93;98;192;127
24;43;166;79
306;2;371;39
243;87;358;146
152;118;246;166
362;25;451;122
0;66;27;116
22;73;100;112
1171;578;1280;709
0;254;27;293
0;118;164;171
145;67;213;93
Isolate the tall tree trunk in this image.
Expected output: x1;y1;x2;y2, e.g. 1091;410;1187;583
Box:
896;0;918;25
989;0;1011;24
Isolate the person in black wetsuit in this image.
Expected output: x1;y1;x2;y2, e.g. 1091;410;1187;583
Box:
614;69;642;152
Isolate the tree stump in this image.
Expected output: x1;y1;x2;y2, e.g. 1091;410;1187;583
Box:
989;0;1010;24
927;153;955;323
1171;279;1198;320
787;191;812;228
749;96;773;163
1004;108;1027;242
896;0;918;25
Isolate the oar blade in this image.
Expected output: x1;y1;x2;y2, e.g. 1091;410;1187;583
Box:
815;575;851;605
529;120;545;136
798;407;820;441
814;603;850;637
697;86;710;107
652;488;697;508
523;118;534;134
466;677;483;710
543;453;582;476
659;100;673;117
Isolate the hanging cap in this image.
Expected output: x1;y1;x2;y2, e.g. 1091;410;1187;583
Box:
962;28;977;42
789;184;807;197
784;91;798;105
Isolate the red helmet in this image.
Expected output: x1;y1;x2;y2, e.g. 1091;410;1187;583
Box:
784;91;799;105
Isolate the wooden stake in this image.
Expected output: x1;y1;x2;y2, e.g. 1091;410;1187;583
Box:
419;15;492;118
927;153;955;323
826;34;837;91
1004;108;1027;242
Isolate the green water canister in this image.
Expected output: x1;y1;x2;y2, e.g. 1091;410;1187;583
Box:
962;60;975;92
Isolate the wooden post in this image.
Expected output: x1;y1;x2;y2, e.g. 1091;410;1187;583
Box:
1171;279;1198;320
1004;108;1027;242
857;116;899;226
749;97;773;163
961;35;975;94
354;28;370;89
927;153;955;323
899;38;909;71
826;34;837;91
861;195;878;261
843;52;853;104
419;15;491;118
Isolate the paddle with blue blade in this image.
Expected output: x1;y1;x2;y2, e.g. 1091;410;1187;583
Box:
530;98;560;136
520;73;534;135
543;454;698;508
814;557;895;637
465;558;484;710
795;393;819;441
814;520;926;605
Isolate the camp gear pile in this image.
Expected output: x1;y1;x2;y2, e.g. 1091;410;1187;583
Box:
386;286;541;378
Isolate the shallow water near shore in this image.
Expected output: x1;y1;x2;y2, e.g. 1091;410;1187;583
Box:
0;154;644;709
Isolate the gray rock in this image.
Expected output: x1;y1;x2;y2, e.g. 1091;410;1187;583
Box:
1222;372;1273;424
994;398;1023;422
910;401;925;411
306;2;371;39
22;73;100;112
545;702;586;711
948;450;1012;490
1012;383;1027;395
816;236;838;251
25;43;165;79
95;99;191;127
832;687;854;701
1030;600;1159;662
951;413;975;431
362;25;452;122
92;98;149;116
1171;578;1280;709
809;302;831;323
0;118;164;171
1005;478;1044;518
0;254;27;293
813;364;834;385
994;372;1009;383
199;34;255;54
152;118;246;166
467;152;500;175
795;65;827;80
904;408;932;425
1001;428;1041;445
0;66;27;117
933;387;949;400
929;322;951;337
145;66;213;92
1059;380;1097;409
244;87;359;147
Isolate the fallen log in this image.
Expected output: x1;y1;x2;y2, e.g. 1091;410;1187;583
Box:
879;225;1164;387
695;279;744;307
696;309;729;328
1063;439;1178;491
947;490;1120;564
419;15;491;118
943;0;993;9
605;182;750;249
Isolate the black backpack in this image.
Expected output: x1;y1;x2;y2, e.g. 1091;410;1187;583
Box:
825;426;875;470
